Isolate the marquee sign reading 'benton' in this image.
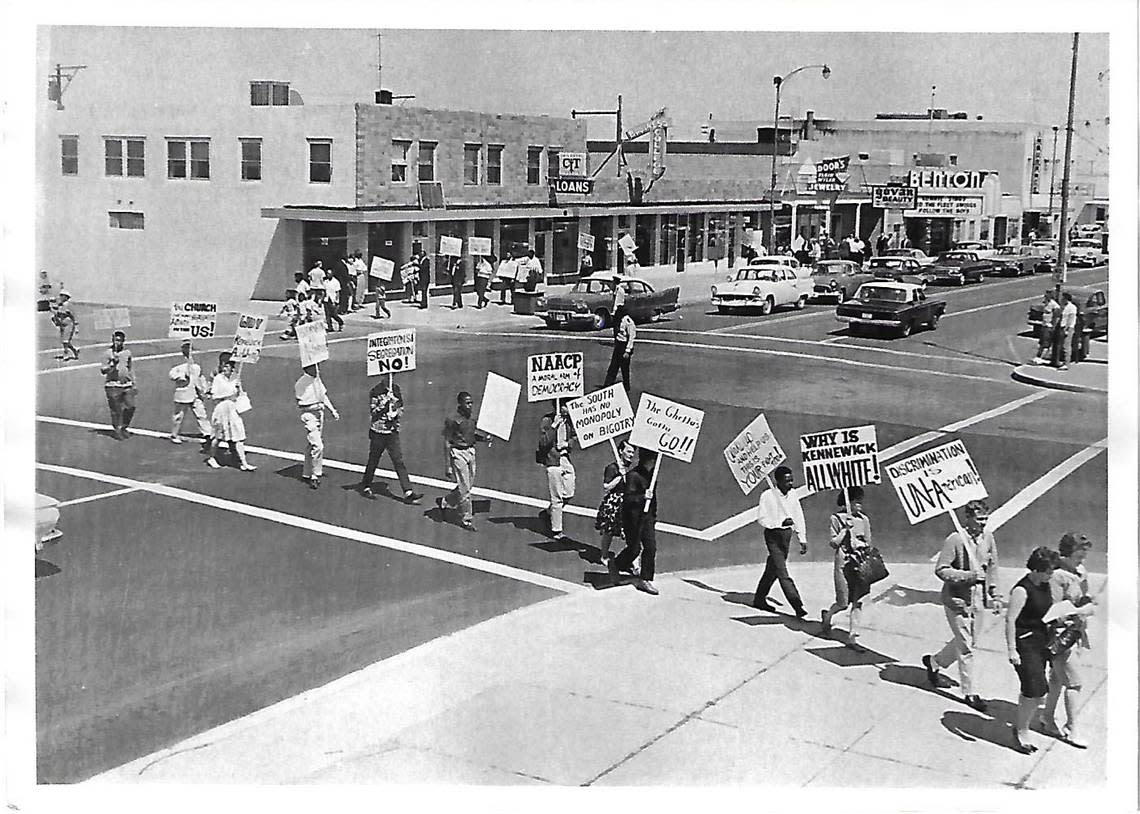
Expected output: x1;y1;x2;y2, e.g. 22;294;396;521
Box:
906;169;990;190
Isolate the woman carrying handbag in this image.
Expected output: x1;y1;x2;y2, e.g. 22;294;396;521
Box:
821;486;880;652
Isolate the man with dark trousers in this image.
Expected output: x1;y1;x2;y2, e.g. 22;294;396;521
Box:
752;465;809;617
100;330;137;440
358;377;424;505
417;250;432;309
609;446;660;595
602;304;635;392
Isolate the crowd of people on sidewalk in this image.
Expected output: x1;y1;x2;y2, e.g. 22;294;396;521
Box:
1032;288;1086;370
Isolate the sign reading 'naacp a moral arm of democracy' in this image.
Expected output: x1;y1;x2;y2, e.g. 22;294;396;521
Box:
296;320;329;367
526;352;584;402
885;439;988;525
231;313;268;364
723;413;786;495
168;301;218;339
629;393;705;463
367;329;416;376
799;424;881;495
565;384;634;448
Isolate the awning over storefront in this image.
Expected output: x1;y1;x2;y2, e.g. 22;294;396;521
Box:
262;200;776;223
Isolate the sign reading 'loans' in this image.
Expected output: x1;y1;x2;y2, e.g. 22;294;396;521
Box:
526;352;584;402
799;425;881;495
629;393;704;463
565;384;634;448
168;302;218;339
723;413;786;495
367;329;416;376
885;439;988;524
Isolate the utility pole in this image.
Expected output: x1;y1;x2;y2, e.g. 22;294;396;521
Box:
571;95;625;178
926;85;936;149
1047;125;1060;235
1055;33;1078;296
47;63;86;110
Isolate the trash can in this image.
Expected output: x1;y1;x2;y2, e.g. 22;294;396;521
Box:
514;291;544;316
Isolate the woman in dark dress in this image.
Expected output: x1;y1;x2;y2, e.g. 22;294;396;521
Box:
595;440;635;564
1005;546;1060;754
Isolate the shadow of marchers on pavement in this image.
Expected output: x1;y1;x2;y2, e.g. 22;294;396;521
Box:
488;514;549;536
681;578;772;610
942;709;1023;753
806;642;897;668
875;584;942;608
35;558;62;578
880;663;960;694
273;462;307;481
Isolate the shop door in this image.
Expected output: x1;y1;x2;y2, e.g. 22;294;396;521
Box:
303;222;348;273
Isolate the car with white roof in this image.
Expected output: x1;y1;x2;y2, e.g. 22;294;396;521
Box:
836;281;947;338
711;263;812;314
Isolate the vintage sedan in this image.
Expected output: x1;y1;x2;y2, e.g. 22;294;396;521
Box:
866;256;934;288
542;274;679;330
809;260;875;301
711;264;812;314
928;250;989;285
36;493;63;553
882;247;936;267
953;240;998;260
990;245;1040;277
748;254;800;269
1026;286;1108;337
836;281;947;338
1067;238;1108;268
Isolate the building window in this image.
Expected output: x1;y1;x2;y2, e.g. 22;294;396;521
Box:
547;149;560;180
105;137;145;177
61;135;78;176
417;142;436;182
108;211;144;230
391;139;410;183
527;146;542;185
240;138;262;181
308;139;332;184
463;143;481;185
250;81;290;106
167;139;210;180
487;145;503;185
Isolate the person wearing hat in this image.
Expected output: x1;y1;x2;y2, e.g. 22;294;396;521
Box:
99;330;137;439
168;340;212;444
50;290;79;361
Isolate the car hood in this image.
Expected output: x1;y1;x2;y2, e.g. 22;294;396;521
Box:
716;280;778;294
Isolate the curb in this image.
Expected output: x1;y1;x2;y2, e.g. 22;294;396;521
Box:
1010;364;1107;394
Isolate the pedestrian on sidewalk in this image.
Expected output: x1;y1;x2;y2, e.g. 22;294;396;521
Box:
602;305;635;392
437;391;492;531
357;377;423;505
398;252;419;305
1055;292;1078;370
352;251;369;310
323;275;345;332
50;290;79;360
417;251;432;309
100;330;137;440
1006;546;1061;754
474;253;494;309
294;363;339;489
821;486;872;650
751;465;809;618
519;248;542;293
608;446;660;595
373;273;393;320
595;440;636;564
1031;290;1057;365
169;340;212;444
448;256;466;309
308;260;326;289
537;401;577;543
496;252;518;305
206;357;256;470
922;499;1000;713
335;255;353;315
1041;533;1096;749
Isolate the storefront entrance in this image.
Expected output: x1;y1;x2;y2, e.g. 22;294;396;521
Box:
302;222;348;274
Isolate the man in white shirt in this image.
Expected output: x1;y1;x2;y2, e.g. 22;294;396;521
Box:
603;304;635;392
308;260;326;289
169;340;212;444
752;465;809;617
323;275;344;332
351;252;368;310
1032;290;1057;365
295;363;340;490
519;248;543;292
1056;291;1078;370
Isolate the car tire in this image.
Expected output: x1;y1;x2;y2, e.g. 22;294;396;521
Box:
848;324;861;337
760;297;774;316
929;311;941;329
899;320;913;338
545;319;560;329
592;309;609;331
794;295;807;310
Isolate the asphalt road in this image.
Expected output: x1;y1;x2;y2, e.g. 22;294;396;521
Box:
33;265;1108;781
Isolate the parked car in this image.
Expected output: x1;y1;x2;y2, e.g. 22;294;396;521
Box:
836;281;947;338
542;274;680;330
711;263;812;314
1029;240;1058;265
953;240;998;261
809;260;874;301
882;247;936;267
36;493;63;553
1067;238;1108;268
748;254;800;269
928;250;989;285
866;256;934;288
1026;285;1108;337
990;245;1040;277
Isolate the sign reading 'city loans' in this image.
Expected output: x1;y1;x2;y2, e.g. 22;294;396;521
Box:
231;313;268;364
476;372;521;441
629;393;705;463
723;413;786;495
799;424;881;495
296;320;329;367
885;439;988;525
565;384;634;448
551;178;594;195
526;352;584;402
366;329;416;376
558;152;587;178
168;301;218;339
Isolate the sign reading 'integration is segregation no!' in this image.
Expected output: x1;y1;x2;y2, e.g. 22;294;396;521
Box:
367;329;416;376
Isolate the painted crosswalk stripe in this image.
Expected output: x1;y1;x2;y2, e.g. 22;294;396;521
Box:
55;487;141;508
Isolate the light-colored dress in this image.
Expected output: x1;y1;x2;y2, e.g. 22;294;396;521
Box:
210;373;246;441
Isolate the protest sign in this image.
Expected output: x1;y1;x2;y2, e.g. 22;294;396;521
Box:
799;424;881;495
400;263;418;285
92;310;114;331
370;256;396;281
439;236;463;257
168;301;218;339
231;313;268;364
296;320;329;367
468;237;492;256
723;413;786;495
885;439;988;525
578;233;595;252
629;393;705;463
111;308;131;328
618;233;637;255
476;372;521;441
565;384;634;449
367;329;416;376
526;352;584;403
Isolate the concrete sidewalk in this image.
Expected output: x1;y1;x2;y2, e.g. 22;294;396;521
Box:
90;562;1106;787
1011;338;1108;393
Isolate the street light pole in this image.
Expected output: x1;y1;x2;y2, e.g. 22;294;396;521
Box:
1055;33;1079;295
927;85;936;149
1047;125;1059;236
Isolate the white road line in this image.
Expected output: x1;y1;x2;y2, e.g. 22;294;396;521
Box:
35;415;707;540
37;338;179;355
38;462;586;595
54;486;141;508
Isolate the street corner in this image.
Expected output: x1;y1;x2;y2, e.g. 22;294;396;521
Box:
1011;360;1107;393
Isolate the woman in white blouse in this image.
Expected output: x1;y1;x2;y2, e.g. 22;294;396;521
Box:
206;358;256;471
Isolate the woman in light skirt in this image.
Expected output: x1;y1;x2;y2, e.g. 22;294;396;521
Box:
206;358;256;471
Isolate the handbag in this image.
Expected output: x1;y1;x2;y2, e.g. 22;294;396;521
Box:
852;546;889;586
235;391;252;414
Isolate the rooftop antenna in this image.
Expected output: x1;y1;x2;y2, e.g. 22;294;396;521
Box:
374;31;415;105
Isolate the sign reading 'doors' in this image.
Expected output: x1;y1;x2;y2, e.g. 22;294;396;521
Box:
370;256;396;281
231;313;268;364
799;424;881;495
565;384;634;448
885;439;988;525
905;196;983;218
168;301;218;339
468;237;492;256
367;329;416;376
93;308;131;331
296;319;329;367
629;393;705;463
578;233;596;252
723;413;786;495
476;372;521;441
526;352;584;402
439;236;463;257
871;185;918;210
906;169;990;190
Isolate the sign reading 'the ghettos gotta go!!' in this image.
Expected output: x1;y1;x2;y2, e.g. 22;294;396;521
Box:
629;392;705;463
168;301;218;339
885;439;988;525
723;413;786;495
526;352;584;402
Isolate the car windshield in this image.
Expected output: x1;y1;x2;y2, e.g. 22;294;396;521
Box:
884;250;913;257
572;279;615;294
858;286;906;303
735;267;779;282
1031;242;1055;250
1072;240;1100;248
869;258;902;268
940;252;970;261
812;263;846;275
997;247;1019;255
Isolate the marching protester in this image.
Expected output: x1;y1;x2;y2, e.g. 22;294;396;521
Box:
438;391;493;531
602;304;635;392
307;259;326;288
608;446;660;595
537;401;577;543
417;250;432;310
278;290;301;339
334;255;353;315
518;247;542;292
205;356;256;471
396;252;418;306
922;499;1000;712
99;330;137;440
821;486;872;650
357;376;424;504
297;288;323;326
1005;547;1061;754
50;290;79;361
293;271;310;301
595;440;636;564
474;252;494;309
496;251;517;305
1031;290;1057;365
169;340;212;444
579;250;594;279
294;363;339;490
323;274;345;332
448;255;466;309
373;270;393;320
752;465;809;618
1042;533;1097;749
